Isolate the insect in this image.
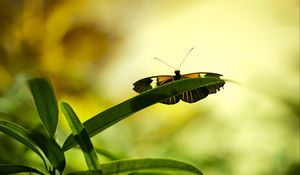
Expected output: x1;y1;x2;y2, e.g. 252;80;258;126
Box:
133;48;225;104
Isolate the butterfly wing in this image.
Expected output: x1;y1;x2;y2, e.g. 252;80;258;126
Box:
182;72;223;78
133;75;173;93
132;77;154;93
133;75;182;104
180;72;224;103
154;76;181;104
133;72;224;104
181;87;209;103
160;95;181;104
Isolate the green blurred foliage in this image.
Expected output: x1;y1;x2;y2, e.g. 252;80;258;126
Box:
0;0;123;95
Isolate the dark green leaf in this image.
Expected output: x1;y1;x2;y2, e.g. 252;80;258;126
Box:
63;77;224;151
61;102;101;171
0;120;47;169
95;147;123;160
0;164;44;175
31;126;65;173
68;158;203;175
28;77;58;137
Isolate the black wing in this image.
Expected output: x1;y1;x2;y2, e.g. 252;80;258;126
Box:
133;75;173;93
160;95;181;104
180;72;224;103
133;72;225;105
181;87;209;103
133;75;182;105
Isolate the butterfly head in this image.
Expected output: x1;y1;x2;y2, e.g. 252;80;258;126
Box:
174;70;181;80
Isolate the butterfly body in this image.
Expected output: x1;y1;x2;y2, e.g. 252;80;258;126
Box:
133;70;224;104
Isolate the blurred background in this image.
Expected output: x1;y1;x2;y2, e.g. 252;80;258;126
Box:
0;0;299;174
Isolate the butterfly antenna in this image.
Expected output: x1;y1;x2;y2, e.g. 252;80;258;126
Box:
177;47;194;70
153;57;177;70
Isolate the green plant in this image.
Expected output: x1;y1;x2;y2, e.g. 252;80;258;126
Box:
0;76;225;174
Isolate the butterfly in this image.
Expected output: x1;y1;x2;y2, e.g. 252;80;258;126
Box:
133;48;225;104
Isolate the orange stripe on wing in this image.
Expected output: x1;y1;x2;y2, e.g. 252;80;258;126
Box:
156;76;173;85
182;72;223;79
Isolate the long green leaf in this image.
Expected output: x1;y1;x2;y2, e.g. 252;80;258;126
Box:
95;147;123;160
61;102;101;171
0;164;44;175
63;77;224;151
67;158;203;175
31;126;66;173
28;77;58;137
0;120;47;169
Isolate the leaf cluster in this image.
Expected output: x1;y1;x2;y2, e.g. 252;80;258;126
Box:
0;76;224;174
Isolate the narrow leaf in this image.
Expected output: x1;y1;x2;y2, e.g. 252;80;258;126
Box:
31;126;66;173
28;77;58;137
95;147;123;160
63;77;225;150
0;164;44;175
61;102;101;171
68;158;203;175
0;120;47;169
